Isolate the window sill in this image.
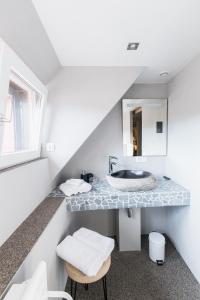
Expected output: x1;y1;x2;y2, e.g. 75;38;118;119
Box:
0;157;47;174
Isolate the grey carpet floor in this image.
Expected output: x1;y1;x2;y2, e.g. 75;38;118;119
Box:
65;235;200;300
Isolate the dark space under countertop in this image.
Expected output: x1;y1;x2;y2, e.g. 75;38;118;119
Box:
0;196;65;297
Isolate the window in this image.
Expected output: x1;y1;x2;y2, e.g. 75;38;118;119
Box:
0;39;47;169
2;71;42;154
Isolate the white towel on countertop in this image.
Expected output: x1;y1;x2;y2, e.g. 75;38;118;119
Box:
59;179;92;196
66;179;84;186
56;235;103;276
73;227;115;261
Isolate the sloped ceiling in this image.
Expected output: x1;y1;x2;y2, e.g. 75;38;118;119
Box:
0;0;60;83
44;67;142;179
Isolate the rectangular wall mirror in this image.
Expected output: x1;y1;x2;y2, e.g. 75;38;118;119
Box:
122;99;167;156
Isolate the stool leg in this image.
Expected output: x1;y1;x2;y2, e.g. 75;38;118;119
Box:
84;284;89;291
104;276;108;300
70;278;73;296
63;279;68;300
102;276;108;300
73;281;77;300
64;279;68;293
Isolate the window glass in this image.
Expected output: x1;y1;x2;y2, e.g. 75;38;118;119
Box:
1;71;42;155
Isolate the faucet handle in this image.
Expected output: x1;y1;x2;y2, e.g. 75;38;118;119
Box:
109;155;118;160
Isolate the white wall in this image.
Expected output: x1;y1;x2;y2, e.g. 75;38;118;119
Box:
0;159;51;247
44;67;142;180
125;83;168;99
0;0;60;83
61;84;168;234
142;100;167;156
61;101;167;180
166;54;200;282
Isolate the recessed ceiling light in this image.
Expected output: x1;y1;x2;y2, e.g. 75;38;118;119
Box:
127;42;140;50
160;71;169;77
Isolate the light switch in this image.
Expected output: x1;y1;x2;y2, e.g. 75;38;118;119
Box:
46;143;56;152
156;121;163;133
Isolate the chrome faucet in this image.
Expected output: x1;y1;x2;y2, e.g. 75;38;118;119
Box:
109;155;118;173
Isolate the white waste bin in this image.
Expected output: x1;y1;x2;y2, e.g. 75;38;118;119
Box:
149;232;165;265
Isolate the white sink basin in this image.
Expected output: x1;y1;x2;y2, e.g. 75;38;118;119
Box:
106;170;156;192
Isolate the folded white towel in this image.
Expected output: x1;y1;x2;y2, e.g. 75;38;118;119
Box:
78;182;92;193
59;180;92;196
73;227;114;261
66;179;84;186
56;235;103;276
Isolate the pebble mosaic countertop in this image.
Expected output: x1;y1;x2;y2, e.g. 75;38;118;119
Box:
49;178;190;212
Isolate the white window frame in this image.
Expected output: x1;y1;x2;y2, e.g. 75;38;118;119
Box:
0;38;47;169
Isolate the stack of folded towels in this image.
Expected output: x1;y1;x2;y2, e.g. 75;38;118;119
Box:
59;179;92;196
56;227;115;276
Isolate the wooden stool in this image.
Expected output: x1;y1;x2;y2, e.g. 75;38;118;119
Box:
64;256;111;300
